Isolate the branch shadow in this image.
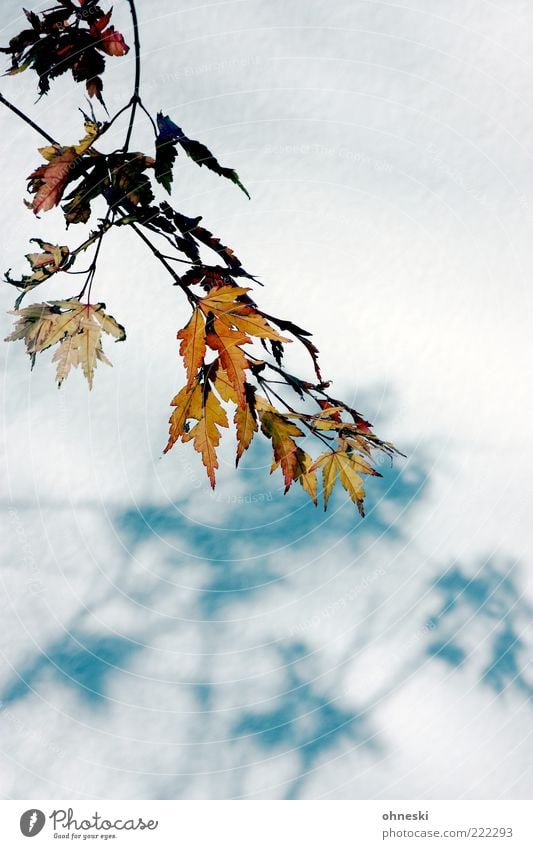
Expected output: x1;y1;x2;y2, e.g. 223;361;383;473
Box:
426;559;533;699
2;427;531;799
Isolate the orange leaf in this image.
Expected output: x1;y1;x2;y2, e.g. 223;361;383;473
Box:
182;385;228;488
199;286;289;342
206;318;250;408
177;309;206;389
235;385;258;465
259;409;305;492
28;148;77;214
164;381;203;453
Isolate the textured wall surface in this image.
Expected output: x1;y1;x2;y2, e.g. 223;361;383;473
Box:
0;0;532;799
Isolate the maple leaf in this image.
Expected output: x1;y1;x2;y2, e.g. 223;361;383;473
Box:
293;448;318;505
52;323;113;387
5;301;61;362
311;451;379;515
62;155;108;224
5;299;125;388
5;239;70;306
199;286;289;342
108;152;155;208
1;2;128;102
259;407;305;492
205;317;250;408
235;384;258;465
212;364;238;404
177;309;206;389
165;381;204;453
182;385;228;488
154;134;178;194
156;113;250;198
28;147;78;214
159;203;246;271
25;241;69;273
96;27;129;57
27;121;98;215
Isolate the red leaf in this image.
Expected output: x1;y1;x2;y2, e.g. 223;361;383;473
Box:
97;26;129;57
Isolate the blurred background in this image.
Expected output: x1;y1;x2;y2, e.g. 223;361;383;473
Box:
0;0;532;799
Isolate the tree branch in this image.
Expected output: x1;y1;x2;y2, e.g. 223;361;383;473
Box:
122;0;142;151
0;92;57;145
129;222;198;305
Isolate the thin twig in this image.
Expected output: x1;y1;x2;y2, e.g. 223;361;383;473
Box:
0;91;57;145
129;222;198;304
138;99;157;136
122;0;141;151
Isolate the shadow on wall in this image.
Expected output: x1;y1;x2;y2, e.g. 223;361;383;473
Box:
1;433;531;798
427;559;533;699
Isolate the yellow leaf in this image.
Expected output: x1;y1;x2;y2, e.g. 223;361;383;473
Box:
182;386;229;488
213;366;238;404
199;285;289;342
177;309;206;389
335;452;366;516
254;394;276;414
311;451;371;514
200;285;250;306
74;121;99;155
164;381;203;453
313;452;338;509
294;448;318;505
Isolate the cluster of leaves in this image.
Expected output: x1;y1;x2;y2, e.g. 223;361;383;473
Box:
0;0;128;105
2;0;398;516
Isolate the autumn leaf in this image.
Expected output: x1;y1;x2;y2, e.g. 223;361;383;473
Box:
5;239;70;306
259;408;305;492
177;309;206;389
156;113;250;198
155;136;178;194
28;148;78;214
293;448;318;505
182;384;229;488
311;450;379;515
235;384;258;465
97;27;129;57
165;381;203;453
4;301;61;362
205;317;250;408
2;6;399;518
0;2;129;101
27;122;98;215
213;365;238;404
25;241;67;273
5;299;126;388
199;286;290;342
